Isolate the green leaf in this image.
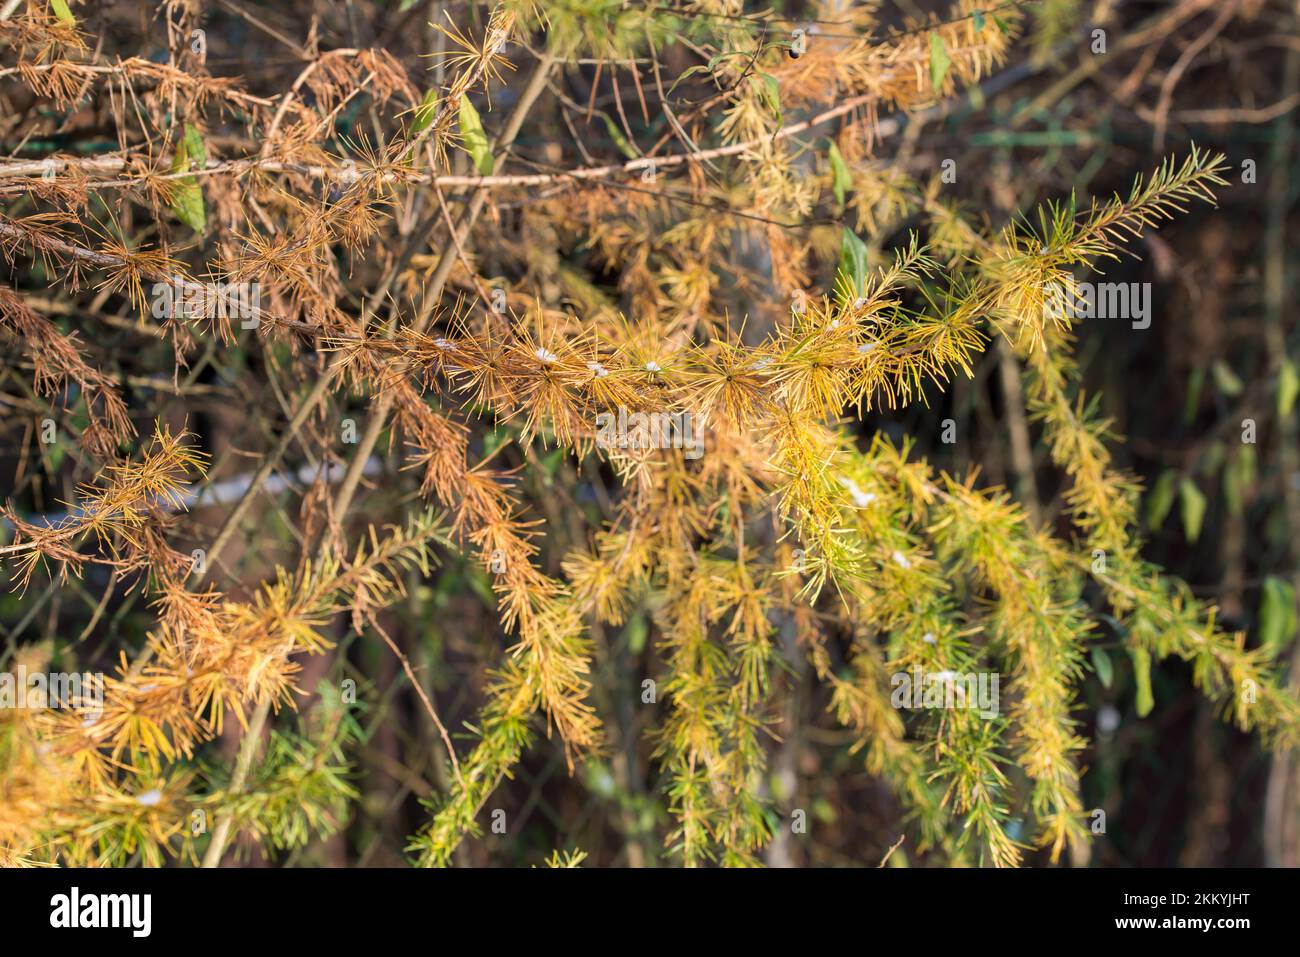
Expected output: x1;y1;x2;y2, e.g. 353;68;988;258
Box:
170;124;206;232
1223;444;1255;517
410;89;438;135
992;14;1011;34
1278;358;1299;418
667;63;711;96
182;123;207;167
827;140;852;207
1145;469;1178;530
835;228;869;304
706;50;750;71
929;33;951;93
1210;359;1243;397
1178;477;1207;542
171;185;206;234
624;611;648;655
812;797;837;824
972;10;986;31
1131;646;1154;717
539;446;564;480
1091;646;1114;689
43;436;67;474
599;112;639;160
466;565;497;609
1259;576;1298;657
50;0;75;24
457;94;494;176
584;760;616;798
758;72;781;124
